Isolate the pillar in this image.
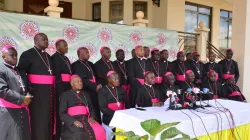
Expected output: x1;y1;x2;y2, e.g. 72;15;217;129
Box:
231;0;250;102
44;0;63;18
195;21;210;62
123;0;133;25
101;0;109;22
132;11;149;27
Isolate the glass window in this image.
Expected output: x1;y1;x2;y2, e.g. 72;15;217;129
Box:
133;1;147;19
184;3;211;40
110;1;123;24
219;10;232;49
0;0;4;10
93;3;101;22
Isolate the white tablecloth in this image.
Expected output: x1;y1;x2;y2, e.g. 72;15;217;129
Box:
110;99;250;139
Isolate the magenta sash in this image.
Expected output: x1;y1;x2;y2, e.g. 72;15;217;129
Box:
213;95;219;99
122;85;130;98
107;102;125;111
67;106;106;140
154;77;163;84
151;98;160;103
67;106;89;116
89;76;96;83
228;91;243;101
136;78;144;85
0;98;31;132
223;74;235;80
28;74;55;84
61;74;71;82
176;74;185;81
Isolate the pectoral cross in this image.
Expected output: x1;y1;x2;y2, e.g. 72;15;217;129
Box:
157;76;160;81
197;70;200;74
48;68;52;75
117;102;120;107
124;75;128;80
20;84;25;92
227;71;230;74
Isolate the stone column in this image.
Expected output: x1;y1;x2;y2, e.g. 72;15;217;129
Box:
44;0;63;18
132;11;149;27
231;0;250;102
195;21;210;62
123;0;133;25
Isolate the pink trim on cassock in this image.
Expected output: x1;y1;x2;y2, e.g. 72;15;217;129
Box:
176;74;185;81
0;98;31;132
223;74;235;80
89;76;96;83
122;85;130;98
61;74;71;82
28;74;55;84
154;77;163;84
107;102;125;111
151;98;160;103
228;91;243;101
136;78;144;85
67;105;106;140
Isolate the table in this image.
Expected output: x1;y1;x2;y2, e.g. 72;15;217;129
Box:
110;99;250;140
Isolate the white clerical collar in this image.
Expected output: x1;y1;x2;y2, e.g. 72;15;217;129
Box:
137;56;144;61
145;83;152;88
117;60;124;64
3;62;16;69
143;57;148;60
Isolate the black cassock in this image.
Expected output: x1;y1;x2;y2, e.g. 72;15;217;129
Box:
0;63;31;140
203;62;223;81
127;57;152;106
160;60;172;74
94;59;116;86
59;90;106;140
98;85;129;125
113;60;130;97
171;60;190;86
186;61;204;85
72;60;101;124
135;84;165;107
221;83;246;102
51;52;72;140
159;84;179;100
148;59;165;85
18;47;55;140
201;80;223;100
218;59;240;82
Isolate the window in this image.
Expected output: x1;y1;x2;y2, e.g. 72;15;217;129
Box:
93;3;101;22
110;1;123;24
133;1;147;19
184;3;212;40
0;0;4;10
219;10;232;49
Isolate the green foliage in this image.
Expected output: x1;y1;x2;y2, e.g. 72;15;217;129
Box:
141;119;161;133
149;122;180;136
113;119;196;140
113;131;136;137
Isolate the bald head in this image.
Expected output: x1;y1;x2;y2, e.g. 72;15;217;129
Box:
2;47;17;66
77;47;90;61
101;47;111;60
56;40;68;55
34;33;48;50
